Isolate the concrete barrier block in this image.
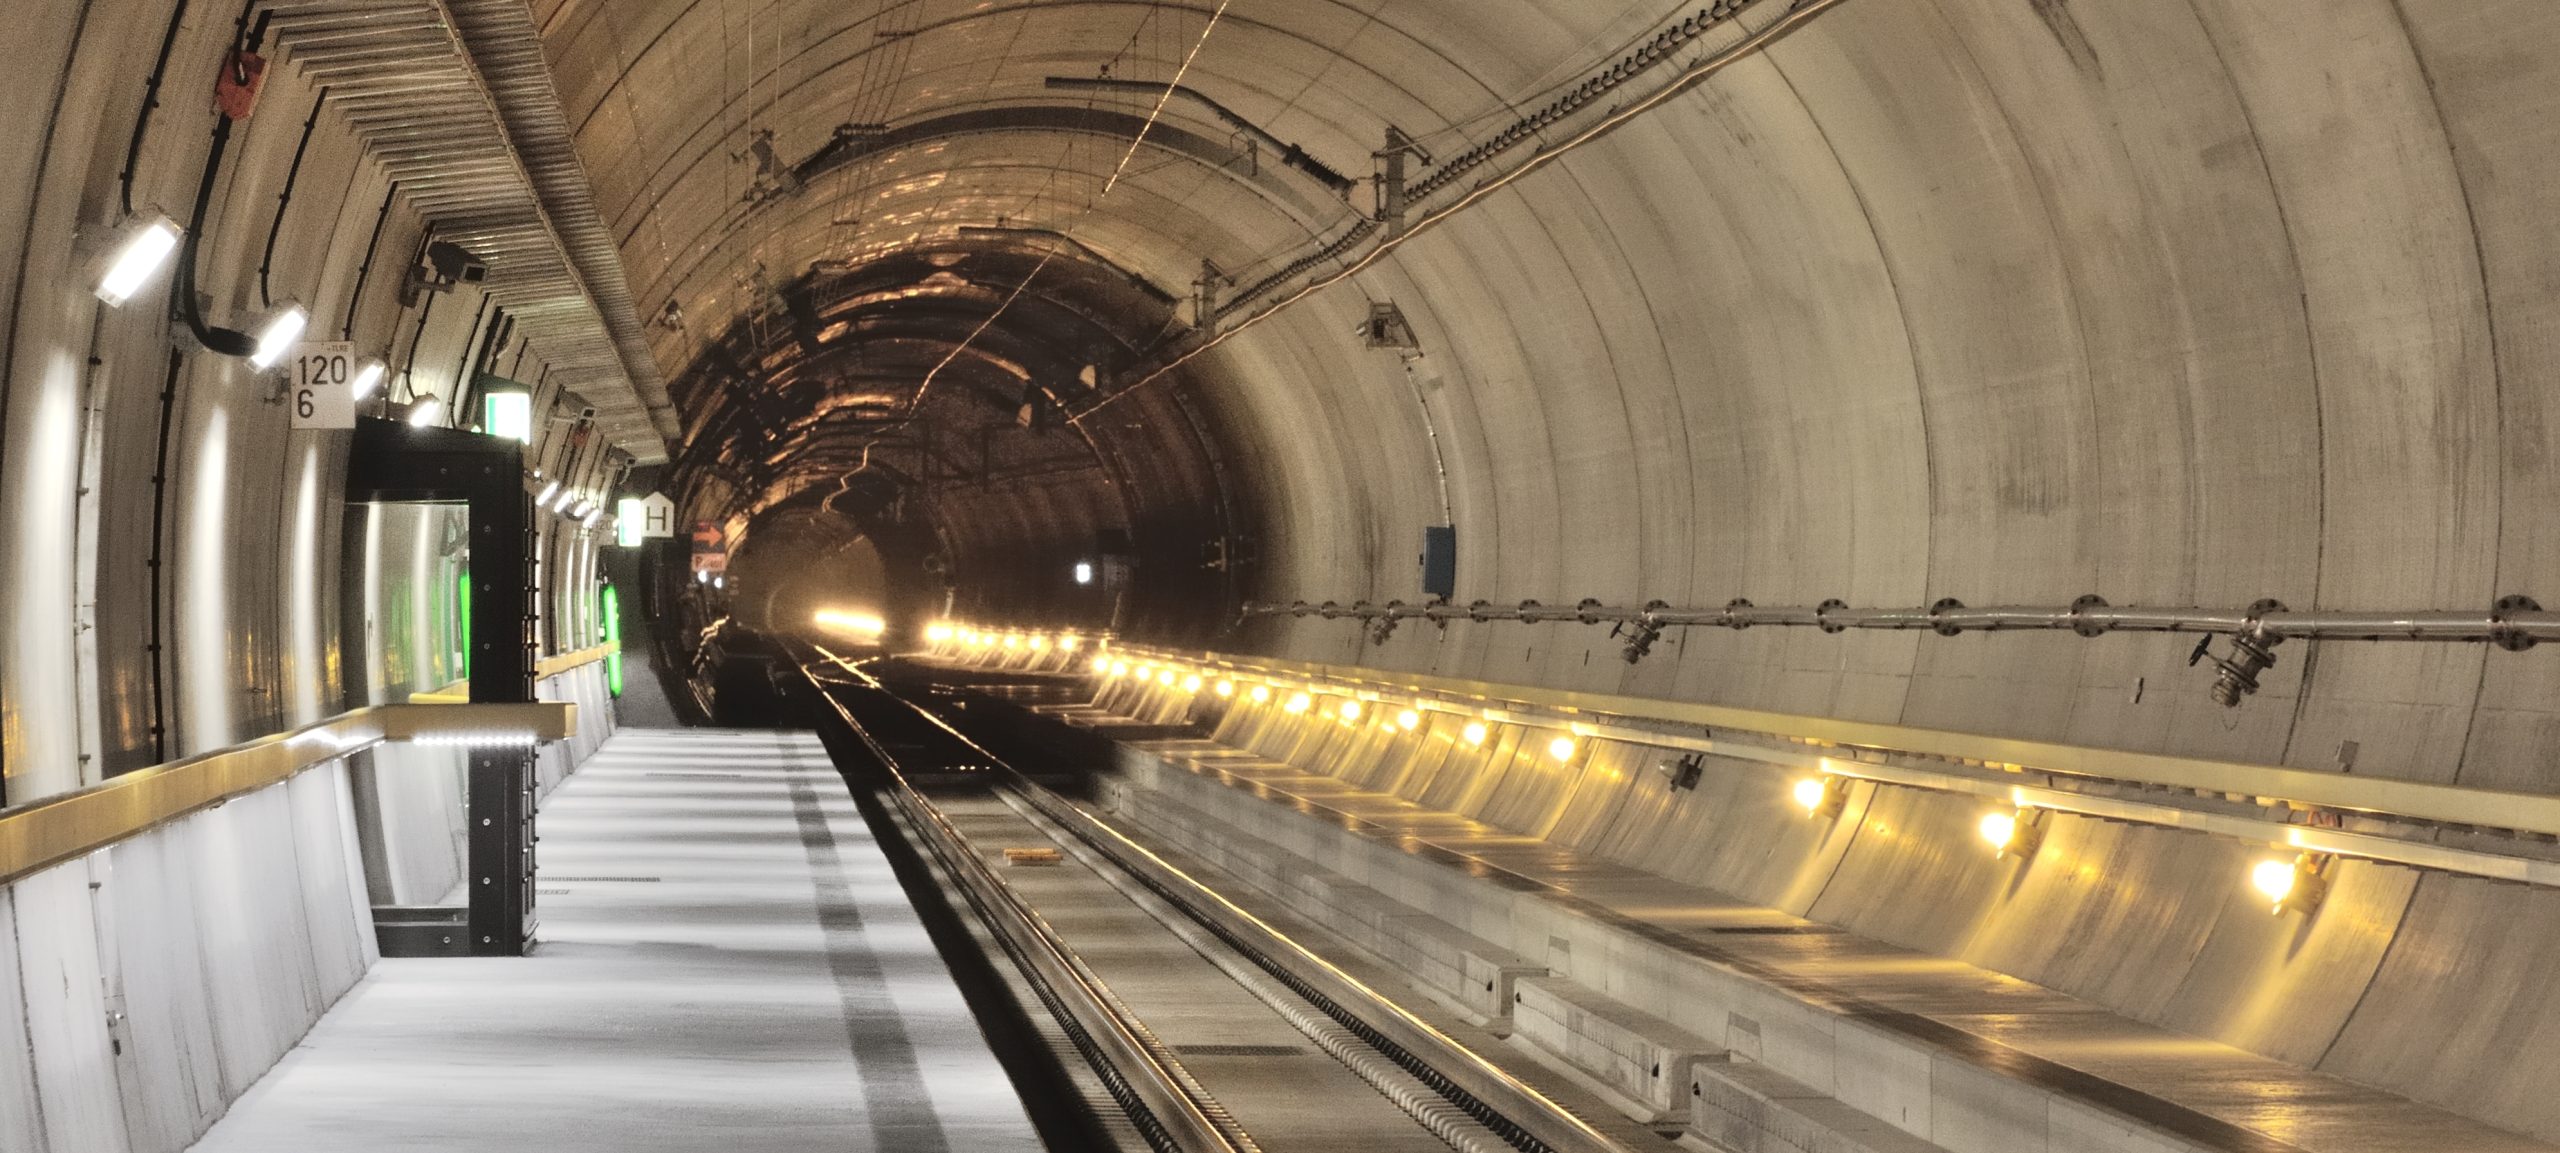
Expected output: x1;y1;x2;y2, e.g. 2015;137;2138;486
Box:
1513;976;1720;1119
1694;1057;1951;1153
0;892;47;1151
1834;1019;1934;1139
1926;1049;2050;1153
12;861;131;1152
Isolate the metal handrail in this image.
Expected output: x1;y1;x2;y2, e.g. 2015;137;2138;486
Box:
0;701;574;885
410;641;619;704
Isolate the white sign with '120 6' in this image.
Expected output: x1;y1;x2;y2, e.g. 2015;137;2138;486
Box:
288;340;357;429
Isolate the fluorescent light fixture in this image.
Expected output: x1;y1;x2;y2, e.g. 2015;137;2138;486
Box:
581;507;602;528
537;481;560;505
95;218;182;307
408;397;442;427
349;360;386;400
248;305;309;369
1074;561;1094;585
483;388;533;443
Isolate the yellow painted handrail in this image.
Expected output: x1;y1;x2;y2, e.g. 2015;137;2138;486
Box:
0;701;575;886
409;641;618;704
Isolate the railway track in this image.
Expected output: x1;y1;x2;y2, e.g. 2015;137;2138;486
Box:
792;643;1642;1153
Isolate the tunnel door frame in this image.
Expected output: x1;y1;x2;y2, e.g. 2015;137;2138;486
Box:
344;417;539;957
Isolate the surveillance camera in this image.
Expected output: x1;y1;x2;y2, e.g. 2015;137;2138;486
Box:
426;240;488;284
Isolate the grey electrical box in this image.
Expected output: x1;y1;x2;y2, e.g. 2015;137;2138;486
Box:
1421;525;1456;600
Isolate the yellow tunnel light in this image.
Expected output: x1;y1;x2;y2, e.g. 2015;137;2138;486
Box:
925;622;955;643
1090;655;1110;674
1793;776;1846;819
1249;684;1272;704
1215;680;1236;698
1060;635;1081;652
812;609;887;638
1340;700;1363;722
1002;634;1021;649
1110;660;1130;677
1979;808;2043;860
1030;635;1049;651
2254;853;2330;916
1157;669;1177;687
1182;674;1203;693
1547;735;1578;762
1461;721;1489;746
1396;709;1421;732
1284;692;1312;715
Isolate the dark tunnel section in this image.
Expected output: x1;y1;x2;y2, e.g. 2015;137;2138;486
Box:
650;239;1258;674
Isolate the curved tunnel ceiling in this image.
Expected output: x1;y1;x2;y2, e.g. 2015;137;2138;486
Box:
525;0;2560;796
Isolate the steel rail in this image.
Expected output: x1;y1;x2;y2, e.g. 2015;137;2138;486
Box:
814;648;1638;1153
799;651;1256;1153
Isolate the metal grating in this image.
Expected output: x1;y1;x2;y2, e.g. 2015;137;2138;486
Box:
261;0;675;460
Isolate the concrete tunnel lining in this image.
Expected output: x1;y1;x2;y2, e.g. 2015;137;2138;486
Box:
3;0;2558;1148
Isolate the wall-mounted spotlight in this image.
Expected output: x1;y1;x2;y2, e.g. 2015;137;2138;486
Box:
247;305;309;370
1110;660;1131;677
1074;560;1095;585
1216;679;1236;698
1396;709;1421;732
1340;700;1363;722
1249;684;1272;704
1656;753;1703;791
408;397;443;427
1547;735;1578;762
1284;692;1312;715
2252;853;2330;916
1157;669;1177;687
1059;635;1081;652
1793;776;1846;819
1978;808;2045;860
350;359;386;401
1461;721;1489;746
94;216;183;307
1181;675;1203;693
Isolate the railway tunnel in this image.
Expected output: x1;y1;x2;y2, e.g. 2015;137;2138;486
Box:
2;0;2556;1150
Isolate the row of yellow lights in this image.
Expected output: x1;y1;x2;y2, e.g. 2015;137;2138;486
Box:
1092;653;1582;763
937;623;2325;917
1789;774;2327;915
924;621;1085;653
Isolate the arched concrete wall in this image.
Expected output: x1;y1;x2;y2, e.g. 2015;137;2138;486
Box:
2;0;634;804
1209;0;2557;795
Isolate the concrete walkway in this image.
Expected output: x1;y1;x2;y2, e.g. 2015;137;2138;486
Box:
189;728;1041;1153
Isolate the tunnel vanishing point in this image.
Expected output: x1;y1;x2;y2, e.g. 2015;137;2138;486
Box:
3;1;2559;1152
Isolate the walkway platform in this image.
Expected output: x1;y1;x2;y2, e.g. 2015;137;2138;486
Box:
188;728;1040;1153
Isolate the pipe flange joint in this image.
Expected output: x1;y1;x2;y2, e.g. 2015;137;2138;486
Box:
1467;599;1496;623
1576;597;1606;626
2494;595;2542;652
1929;597;1965;637
2069;593;2110;638
1724;597;1754;629
1817;598;1850;634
